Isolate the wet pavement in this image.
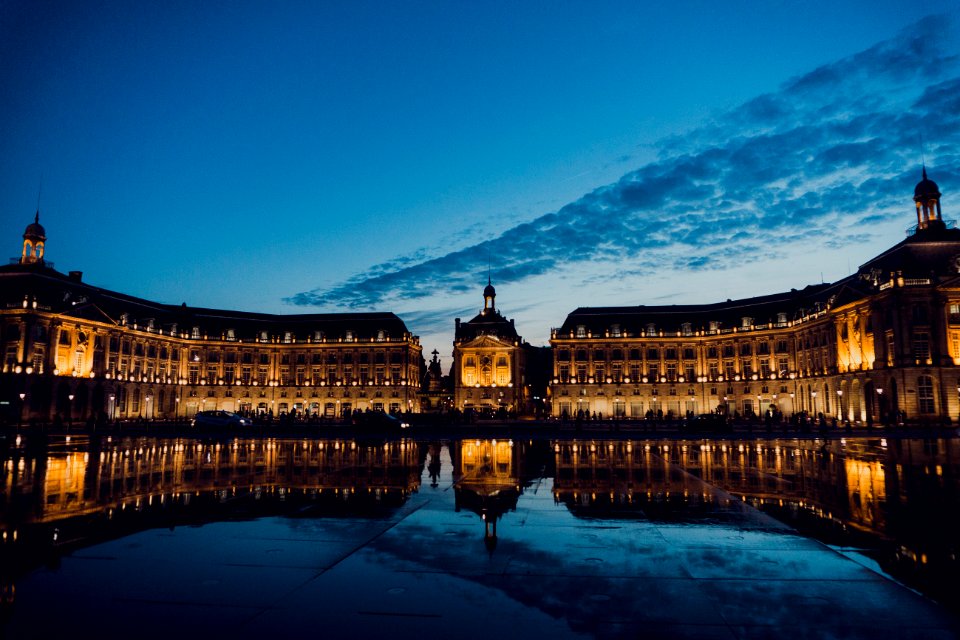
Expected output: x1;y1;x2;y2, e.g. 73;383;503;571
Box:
2;437;958;639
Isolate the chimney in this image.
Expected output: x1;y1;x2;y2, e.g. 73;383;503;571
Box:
68;271;83;282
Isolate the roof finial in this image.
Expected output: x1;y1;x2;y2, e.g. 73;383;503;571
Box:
922;164;928;181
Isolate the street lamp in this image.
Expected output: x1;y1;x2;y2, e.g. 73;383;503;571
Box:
175;396;181;421
876;388;884;425
18;393;26;430
67;394;75;428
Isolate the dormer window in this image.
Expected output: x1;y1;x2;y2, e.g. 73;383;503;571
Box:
777;312;788;325
226;328;235;341
146;319;155;331
314;330;323;341
283;331;293;344
709;321;720;333
646;323;657;337
576;325;586;338
191;326;201;339
741;317;753;329
681;323;693;336
610;324;621;337
120;313;129;326
376;330;386;342
259;331;269;343
345;330;354;342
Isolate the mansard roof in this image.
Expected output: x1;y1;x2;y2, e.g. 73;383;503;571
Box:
0;263;413;342
455;308;520;343
857;225;960;279
556;283;840;337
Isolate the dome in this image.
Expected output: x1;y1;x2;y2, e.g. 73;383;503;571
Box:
484;283;496;298
23;211;46;240
914;167;941;200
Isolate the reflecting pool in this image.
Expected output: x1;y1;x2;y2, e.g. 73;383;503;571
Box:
1;434;958;638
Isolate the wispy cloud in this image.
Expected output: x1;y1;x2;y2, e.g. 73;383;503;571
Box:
287;16;960;339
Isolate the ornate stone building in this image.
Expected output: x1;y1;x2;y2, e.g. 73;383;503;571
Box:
1;216;422;424
452;280;527;413
549;171;960;425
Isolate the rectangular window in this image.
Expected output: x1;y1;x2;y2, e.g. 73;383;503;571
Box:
913;331;931;363
777;357;789;376
918;375;935;414
759;359;770;378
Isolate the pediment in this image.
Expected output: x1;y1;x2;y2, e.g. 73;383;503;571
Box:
459;334;513;349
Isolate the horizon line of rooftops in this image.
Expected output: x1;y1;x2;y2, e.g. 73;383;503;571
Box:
5;165;951;344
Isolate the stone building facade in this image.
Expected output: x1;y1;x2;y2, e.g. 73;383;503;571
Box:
548;171;960;425
452;280;527;413
1;219;422;424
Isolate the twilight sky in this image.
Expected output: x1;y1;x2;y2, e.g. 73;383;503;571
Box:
2;2;959;363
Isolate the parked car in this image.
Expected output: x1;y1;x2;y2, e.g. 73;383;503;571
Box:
685;413;730;432
352;411;410;430
191;410;253;429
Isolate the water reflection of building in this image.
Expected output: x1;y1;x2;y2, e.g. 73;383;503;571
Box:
0;436;424;605
451;439;523;551
551;437;960;586
549;172;960;425
2;437;423;524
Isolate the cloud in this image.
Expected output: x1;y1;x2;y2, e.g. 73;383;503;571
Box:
287;16;960;336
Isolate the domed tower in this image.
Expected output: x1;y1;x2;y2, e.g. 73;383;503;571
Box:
20;211;46;265
483;276;496;314
915;167;944;232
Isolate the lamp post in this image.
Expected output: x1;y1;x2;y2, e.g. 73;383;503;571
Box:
175;396;181;422
18;393;26;431
67;394;75;429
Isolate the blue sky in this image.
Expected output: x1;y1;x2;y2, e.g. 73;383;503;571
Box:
2;2;959;363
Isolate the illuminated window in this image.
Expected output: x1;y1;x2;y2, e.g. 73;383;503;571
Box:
646;323;656;337
191;326;200;339
576;325;586;338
